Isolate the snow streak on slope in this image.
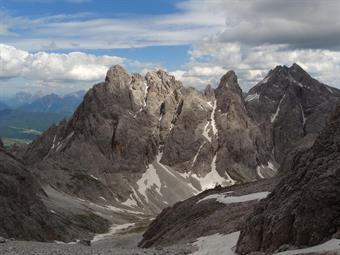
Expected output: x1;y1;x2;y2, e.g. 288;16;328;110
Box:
136;165;162;203
299;103;306;127
192;154;235;191
91;223;135;243
245;93;260;102
271;94;286;123
197;191;270;204
143;81;149;107
275;239;340;255
211;100;218;136
191;231;240;255
202;100;218;142
256;162;277;179
191;142;206;168
256;166;265;179
134;149;200;212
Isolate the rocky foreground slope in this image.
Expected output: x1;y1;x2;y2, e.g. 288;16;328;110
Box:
0;145;110;242
139;178;274;248
236;105;340;254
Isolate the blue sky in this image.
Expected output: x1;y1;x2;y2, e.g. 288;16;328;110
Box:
0;0;339;96
0;0;189;70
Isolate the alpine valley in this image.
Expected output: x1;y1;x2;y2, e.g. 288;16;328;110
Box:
0;63;339;255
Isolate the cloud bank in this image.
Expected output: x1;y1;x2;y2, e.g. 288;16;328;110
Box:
0;0;339;93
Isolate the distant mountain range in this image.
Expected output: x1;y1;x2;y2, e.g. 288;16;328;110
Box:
0;109;65;142
0;91;85;145
17;90;85;115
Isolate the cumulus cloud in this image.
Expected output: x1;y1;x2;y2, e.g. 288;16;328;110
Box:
180;0;340;50
0;44;124;83
170;0;340;91
1;0;339;93
173;42;340;91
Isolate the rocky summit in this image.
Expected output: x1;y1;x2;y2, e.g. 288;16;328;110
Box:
19;64;274;219
246;63;340;163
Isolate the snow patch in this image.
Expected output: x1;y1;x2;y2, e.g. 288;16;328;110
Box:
245;93;260;102
90;174;99;180
136;164;162;202
191;231;240;255
299;103;306;127
122;195;138;207
327;86;334;94
211;100;218;137
191;142;206;168
275;239;340;255
256;166;265;179
143;81;149;107
91;223;135;243
193;154;235;191
202;100;218;142
258;75;270;85
271;94;286;123
198;191;270;204
202;121;212;142
51;135;56;149
256;162;276;179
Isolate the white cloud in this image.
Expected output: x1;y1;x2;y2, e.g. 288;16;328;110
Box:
1;4;225;51
1;0;339;94
169;0;340;91
174;42;340;91
0;43;124;83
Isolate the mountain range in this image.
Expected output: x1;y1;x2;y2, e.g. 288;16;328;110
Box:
0;63;339;254
0;91;86;146
17;90;85;115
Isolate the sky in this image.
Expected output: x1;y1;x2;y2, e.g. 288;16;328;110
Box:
0;0;339;96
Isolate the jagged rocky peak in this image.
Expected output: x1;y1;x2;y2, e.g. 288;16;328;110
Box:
105;64;130;84
245;63;340;163
217;70;242;95
203;84;214;98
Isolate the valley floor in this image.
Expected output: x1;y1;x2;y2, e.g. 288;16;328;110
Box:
0;231;193;255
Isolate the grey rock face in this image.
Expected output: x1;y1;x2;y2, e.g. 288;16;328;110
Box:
245;63;340;163
214;71;273;182
21;65;273;219
236;105;340;254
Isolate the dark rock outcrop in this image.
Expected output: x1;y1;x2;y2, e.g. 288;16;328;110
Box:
139;179;274;248
246;63;340;163
0;147;110;242
0;148;64;241
236;105;340;254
